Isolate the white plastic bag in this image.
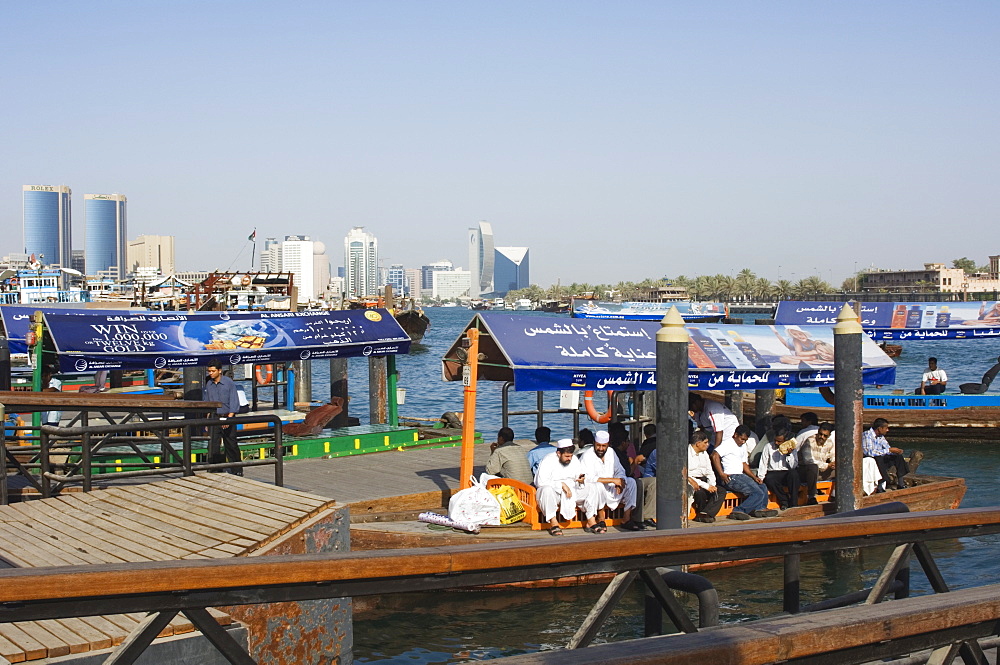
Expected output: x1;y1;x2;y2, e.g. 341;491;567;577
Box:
448;475;502;526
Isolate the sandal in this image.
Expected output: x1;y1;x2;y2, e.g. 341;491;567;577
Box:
549;526;564;536
621;520;646;531
584;524;607;534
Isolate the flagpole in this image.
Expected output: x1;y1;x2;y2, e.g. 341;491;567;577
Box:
249;229;257;270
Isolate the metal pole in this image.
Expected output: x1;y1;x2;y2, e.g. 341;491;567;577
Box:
536;391;544;429
293;359;312;407
459;328;480;489
754;390;775;438
387;355;399;427
655;307;690;531
784;554;800;613
329;358;349;428
0;403;7;506
834;303;864;514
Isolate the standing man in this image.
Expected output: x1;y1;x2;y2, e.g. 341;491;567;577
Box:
917;357;947;395
711;424;775;520
689;394;740;449
203;360;243;475
862;418;909;491
486;427;533;485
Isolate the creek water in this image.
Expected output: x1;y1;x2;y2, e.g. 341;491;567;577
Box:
299;307;998;664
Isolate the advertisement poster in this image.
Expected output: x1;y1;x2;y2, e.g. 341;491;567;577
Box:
44;309;411;372
468;313;895;391
775;301;1000;340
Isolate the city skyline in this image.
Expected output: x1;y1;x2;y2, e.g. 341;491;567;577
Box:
3;4;998;286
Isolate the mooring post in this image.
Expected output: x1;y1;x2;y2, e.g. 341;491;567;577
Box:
754;389;775;438
293;359;312;407
329;358;349;427
724;390;744;423
368;356;388;424
655;307;690;531
834;303;864;514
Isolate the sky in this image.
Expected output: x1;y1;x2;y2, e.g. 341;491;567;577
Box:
2;2;998;288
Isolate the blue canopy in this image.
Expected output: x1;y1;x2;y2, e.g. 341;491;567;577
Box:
442;313;896;391
775;301;1000;340
43;308;411;372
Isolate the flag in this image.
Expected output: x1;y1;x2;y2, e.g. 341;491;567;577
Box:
248;229;256;242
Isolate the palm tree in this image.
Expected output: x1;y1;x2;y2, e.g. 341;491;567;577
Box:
773;280;796;300
735;269;756;301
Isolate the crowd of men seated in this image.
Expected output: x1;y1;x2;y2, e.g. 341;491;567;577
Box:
483;394;911;535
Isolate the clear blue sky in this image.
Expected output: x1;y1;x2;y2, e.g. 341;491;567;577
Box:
3;2;998;287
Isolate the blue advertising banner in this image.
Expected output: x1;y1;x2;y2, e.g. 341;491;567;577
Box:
572;301;727;321
45;309;411;372
0;305;141;355
775;301;1000;340
457;313;895;391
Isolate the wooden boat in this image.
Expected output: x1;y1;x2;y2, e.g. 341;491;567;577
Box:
879;342;903;357
393;303;430;342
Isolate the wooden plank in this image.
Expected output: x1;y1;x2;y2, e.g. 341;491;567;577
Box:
145;482;291;533
136;481;286;532
0;632;24;663
0;521;82;567
100;614;140;640
94;490;255;547
125;484;276;540
167;614;194;634
12;621;69;658
70;493;218;551
6;502;139;564
32;620;90;654
0;624;45;661
27;500;168;562
188;474;332;511
164;477;310;521
52;617;113;651
76;616;127;646
206;608;233;626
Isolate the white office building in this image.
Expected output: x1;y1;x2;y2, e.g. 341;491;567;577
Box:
344;227;379;298
432;269;472;300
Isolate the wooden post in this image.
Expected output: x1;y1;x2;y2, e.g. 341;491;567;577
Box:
368;356;388;424
293;359;312;407
329;359;349;428
655;307;690;531
459;328;480;489
834;303;864;513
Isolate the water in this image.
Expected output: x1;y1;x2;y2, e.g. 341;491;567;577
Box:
299;307;1000;664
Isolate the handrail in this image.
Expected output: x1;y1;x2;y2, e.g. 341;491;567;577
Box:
0;507;998;621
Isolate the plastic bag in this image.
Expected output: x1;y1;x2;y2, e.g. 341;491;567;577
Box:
448;476;502;526
487;484;527;524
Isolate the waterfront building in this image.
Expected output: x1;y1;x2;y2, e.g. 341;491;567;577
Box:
23;185;72;268
468;221;494;297
344;227;379;298
387;263;407;296
493;247;530;295
404;268;422;298
127;235;175;276
421;260;453;292
862;260;1000;294
432;269;471;300
84;193;127;279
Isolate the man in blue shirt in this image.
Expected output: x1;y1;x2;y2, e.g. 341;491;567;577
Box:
862;418;908;491
526;427;556;476
203;360;243;475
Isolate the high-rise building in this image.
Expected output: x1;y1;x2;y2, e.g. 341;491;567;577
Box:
127;235;175;275
344;227;379;298
84;193;127;278
404;268;422;298
494;247;530;295
23;185;72;268
432;269;472;300
468;221;494;297
387;264;407;296
259;237;281;271
70;250;86;275
421;260;453;291
281;235;317;304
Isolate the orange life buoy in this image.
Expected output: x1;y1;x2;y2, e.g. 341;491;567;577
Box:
583;390;614;423
241;275;252;287
255;364;273;384
9;277;18;287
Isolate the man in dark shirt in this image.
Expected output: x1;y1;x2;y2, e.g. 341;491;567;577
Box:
203;360;243;475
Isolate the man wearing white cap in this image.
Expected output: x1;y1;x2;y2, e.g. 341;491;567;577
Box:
580;430;639;531
534;438;601;536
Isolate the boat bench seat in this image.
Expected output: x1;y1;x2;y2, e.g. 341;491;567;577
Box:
485;478;626;530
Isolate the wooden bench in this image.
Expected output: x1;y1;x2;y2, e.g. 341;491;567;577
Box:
486;478;835;529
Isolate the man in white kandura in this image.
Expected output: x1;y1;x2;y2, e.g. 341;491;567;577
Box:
534;439;601;536
580;431;639;532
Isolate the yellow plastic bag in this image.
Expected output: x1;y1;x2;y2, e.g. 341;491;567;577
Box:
487;484;527;524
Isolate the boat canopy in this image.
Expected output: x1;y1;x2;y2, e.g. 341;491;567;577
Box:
775;301;1000;340
441;313;895;391
40;308;410;372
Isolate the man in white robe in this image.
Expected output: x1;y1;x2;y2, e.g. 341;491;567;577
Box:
580;431;638;530
534;439;600;535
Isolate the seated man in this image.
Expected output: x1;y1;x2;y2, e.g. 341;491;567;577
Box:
581;431;641;531
711;425;775;520
756;425;801;510
534;439;601;536
959;356;1000;394
687;429;725;523
485;427;533;485
690;393;739;449
798;422;835;504
634;423;657;474
916;357;947;395
526;426;556;477
796;412;820;443
862;418;909;491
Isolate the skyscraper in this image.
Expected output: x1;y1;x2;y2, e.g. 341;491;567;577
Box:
127;235;175;275
468;221;494;297
344;227;379;298
23;185;72;268
281;235;316;304
387;264;407;296
85;193;127;278
494;247;530;295
421;260;453;291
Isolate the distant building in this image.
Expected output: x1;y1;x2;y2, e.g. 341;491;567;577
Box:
432;269;471;300
127;235;175;276
71;250;86;275
387;263;407;296
404;268;422;298
84;194;127;279
421;260;453;291
494;247;529;295
344;227;379;298
468;221;494;297
23;184;72;268
861;261;1000;294
281;235;318;304
259;237;281;271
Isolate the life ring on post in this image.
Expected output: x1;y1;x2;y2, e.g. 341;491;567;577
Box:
9;277;18;287
583;391;614;423
255;364;273;385
241;275;252;287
